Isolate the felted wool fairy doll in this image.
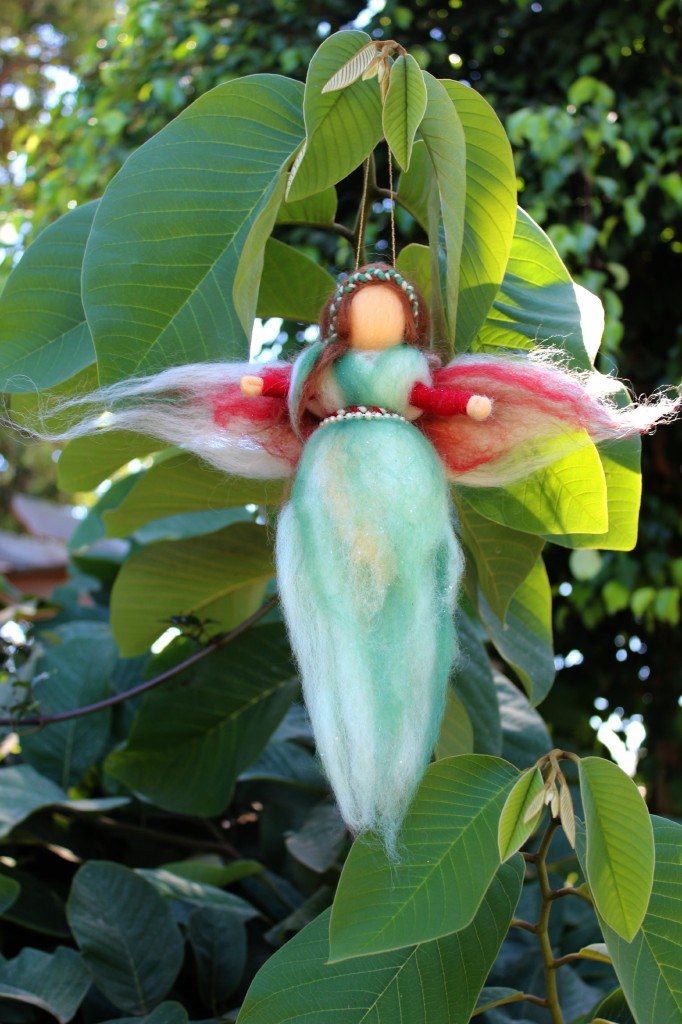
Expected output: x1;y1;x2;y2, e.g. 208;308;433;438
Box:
33;263;679;851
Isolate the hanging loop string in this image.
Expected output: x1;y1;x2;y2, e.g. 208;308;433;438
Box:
387;146;396;267
355;157;371;270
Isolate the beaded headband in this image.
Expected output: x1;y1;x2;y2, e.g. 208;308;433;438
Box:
324;267;420;343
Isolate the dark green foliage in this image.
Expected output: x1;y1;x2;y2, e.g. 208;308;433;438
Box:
0;4;680;1023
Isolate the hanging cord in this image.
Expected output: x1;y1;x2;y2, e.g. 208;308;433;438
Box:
387;146;396;267
355;156;371;270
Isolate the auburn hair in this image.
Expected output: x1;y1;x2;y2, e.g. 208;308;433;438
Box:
296;263;431;429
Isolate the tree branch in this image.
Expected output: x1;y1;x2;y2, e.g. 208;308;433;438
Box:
0;595;279;729
535;817;565;1024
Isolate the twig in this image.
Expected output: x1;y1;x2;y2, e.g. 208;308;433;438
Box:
535;817;565;1024
0;595;279;729
80;814;241;858
549;885;593;904
511;917;538;934
552;952;584;969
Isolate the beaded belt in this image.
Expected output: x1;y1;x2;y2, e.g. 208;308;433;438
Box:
319;405;406;428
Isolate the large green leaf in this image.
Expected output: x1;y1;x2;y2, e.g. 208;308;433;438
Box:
441;80;516;350
57;431;166;492
382;54;427;171
106;624;297;815
67;861;184;1014
136;869;258;921
257;238;335;322
83;76;305;383
452;610;502;756
495;672;552;768
188;906;247;1007
0;764;127;839
109;521;274;655
20;631;117;788
0;947;90;1024
0;202;97;392
478;557;555;706
477;207;600;371
239;858;523;1024
579;817;682;1024
435;687;474;758
286;31;383;202
579;756;655;942
67;471;141;550
418;73;466;351
551;422;642;552
396;140;431;228
102;452;283;538
276;185;337;226
9;362;98;434
457;494;544;621
239;738;325;790
101;1005;188;1024
0;864;69;938
285;800;347;873
329;755;517;960
462;432;608;538
396;241;431;304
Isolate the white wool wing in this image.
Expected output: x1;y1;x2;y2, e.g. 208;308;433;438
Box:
25;362;300;480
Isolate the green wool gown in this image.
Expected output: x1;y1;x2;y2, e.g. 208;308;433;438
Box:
276;344;463;849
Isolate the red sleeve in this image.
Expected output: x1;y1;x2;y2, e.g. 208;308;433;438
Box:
260;366;291;398
410;381;473;416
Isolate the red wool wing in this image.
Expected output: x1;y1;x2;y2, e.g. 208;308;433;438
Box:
207;364;300;478
420;354;677;487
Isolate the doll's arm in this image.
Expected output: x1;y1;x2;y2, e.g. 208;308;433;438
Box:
240;366;290;398
409;381;492;421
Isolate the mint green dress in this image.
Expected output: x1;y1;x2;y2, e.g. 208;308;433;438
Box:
276;344;463;850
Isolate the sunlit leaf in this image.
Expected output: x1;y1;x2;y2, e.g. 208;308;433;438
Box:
382;54;427;171
579;757;654;941
462;432;608;538
287;31;383;202
477;207;599;370
578;817;682;1023
109;521;274;655
498;767;545;860
441;80;516;351
418;73;466;352
321;41;377;92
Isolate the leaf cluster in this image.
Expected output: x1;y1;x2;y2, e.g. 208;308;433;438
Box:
0;18;680;1024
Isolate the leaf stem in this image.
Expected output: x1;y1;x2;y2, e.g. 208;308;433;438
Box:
472;991;549;1016
0;595;279;729
552;952;584;968
549;885;593;904
511;917;538;934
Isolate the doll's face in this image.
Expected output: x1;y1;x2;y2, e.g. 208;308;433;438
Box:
347;284;406;351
